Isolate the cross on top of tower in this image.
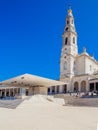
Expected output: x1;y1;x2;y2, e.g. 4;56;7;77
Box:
68;4;72;9
68;4;72;13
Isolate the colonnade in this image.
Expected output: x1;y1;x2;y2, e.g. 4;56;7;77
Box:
48;85;67;94
73;81;88;92
0;87;20;98
89;82;98;92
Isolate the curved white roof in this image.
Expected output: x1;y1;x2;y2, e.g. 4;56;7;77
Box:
1;73;67;87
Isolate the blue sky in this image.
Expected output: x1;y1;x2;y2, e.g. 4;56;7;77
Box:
0;0;98;81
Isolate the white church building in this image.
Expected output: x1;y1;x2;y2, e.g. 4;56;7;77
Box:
59;8;98;93
0;8;98;97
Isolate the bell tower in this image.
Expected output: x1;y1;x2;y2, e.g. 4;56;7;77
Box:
60;8;78;79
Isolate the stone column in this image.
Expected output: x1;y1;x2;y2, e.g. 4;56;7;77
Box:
79;82;81;92
18;88;20;95
21;88;26;96
12;88;14;96
16;88;18;95
55;86;57;94
94;82;96;91
58;85;62;93
86;81;89;92
4;89;6;97
9;89;10;97
0;90;2;97
1;90;2;97
49;87;52;94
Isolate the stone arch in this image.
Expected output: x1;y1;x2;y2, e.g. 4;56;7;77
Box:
74;82;79;92
81;81;86;92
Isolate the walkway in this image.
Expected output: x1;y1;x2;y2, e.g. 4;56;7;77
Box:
54;94;98;107
0;98;25;109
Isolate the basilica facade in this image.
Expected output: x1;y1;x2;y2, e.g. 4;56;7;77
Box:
60;8;98;93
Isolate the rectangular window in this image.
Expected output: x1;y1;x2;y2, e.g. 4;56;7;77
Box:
65;38;68;45
73;37;75;44
67;20;69;24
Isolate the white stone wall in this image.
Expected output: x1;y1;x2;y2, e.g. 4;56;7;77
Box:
76;55;85;75
33;87;47;95
75;54;98;76
85;56;98;74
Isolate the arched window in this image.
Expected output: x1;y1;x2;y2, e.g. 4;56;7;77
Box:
74;82;79;92
73;37;75;44
72;20;73;24
90;65;92;71
67;20;69;24
73;61;76;71
64;56;66;59
65;37;68;45
65;27;69;31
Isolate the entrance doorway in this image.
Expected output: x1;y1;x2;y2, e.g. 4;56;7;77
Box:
63;85;67;93
81;81;86;92
96;82;98;91
90;83;94;92
74;82;79;92
6;91;10;97
26;89;29;96
48;88;50;94
52;86;55;94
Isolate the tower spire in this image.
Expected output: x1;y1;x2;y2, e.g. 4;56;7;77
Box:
68;4;73;16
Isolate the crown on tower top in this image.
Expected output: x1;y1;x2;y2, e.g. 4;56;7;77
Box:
68;9;72;13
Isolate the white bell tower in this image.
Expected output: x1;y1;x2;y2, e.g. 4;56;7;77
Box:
60;8;78;79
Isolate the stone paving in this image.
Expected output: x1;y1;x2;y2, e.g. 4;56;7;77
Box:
0;98;24;109
54;94;98;107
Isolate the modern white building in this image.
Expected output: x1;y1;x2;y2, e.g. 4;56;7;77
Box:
0;73;66;98
60;8;98;93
